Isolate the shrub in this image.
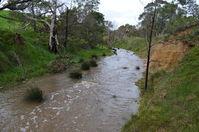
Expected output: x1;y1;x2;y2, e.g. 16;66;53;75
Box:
24;87;43;102
69;71;82;79
81;62;90;70
89;60;98;67
102;53;106;56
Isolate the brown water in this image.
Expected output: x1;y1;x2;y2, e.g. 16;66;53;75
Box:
0;49;144;132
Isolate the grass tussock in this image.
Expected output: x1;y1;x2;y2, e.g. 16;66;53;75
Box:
102;53;106;56
24;87;44;102
136;66;140;70
91;54;98;59
69;71;82;79
81;62;90;70
89;60;98;67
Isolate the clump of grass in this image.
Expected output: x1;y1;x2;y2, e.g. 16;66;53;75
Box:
24;87;43;102
89;60;98;67
136;66;140;70
91;54;98;59
112;95;117;98
69;71;82;79
79;58;84;63
81;62;90;70
102;53;106;56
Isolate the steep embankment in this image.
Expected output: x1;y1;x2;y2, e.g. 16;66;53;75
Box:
121;27;199;131
0;30;56;87
150;41;190;72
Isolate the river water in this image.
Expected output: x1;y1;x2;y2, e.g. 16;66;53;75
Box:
0;49;144;132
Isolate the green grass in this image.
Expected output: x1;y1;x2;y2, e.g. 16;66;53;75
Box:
0;11;20;30
0;29;56;87
68;48;112;64
121;46;199;132
113;37;147;57
0;11;112;89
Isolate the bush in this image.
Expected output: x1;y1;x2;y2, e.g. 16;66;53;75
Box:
24;87;43;102
69;71;82;79
81;62;90;70
89;60;98;67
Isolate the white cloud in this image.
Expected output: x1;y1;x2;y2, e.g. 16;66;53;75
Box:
99;0;154;28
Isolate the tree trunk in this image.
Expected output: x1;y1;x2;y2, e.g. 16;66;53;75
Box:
49;26;58;53
48;7;58;53
64;7;69;47
144;0;157;90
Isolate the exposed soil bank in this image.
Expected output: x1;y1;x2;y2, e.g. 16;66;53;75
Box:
150;42;190;72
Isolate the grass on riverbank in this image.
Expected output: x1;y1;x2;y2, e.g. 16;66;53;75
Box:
122;46;199;132
113;37;147;57
0;11;112;88
0;29;111;88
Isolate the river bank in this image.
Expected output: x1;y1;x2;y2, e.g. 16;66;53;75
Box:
0;49;145;132
119;35;199;131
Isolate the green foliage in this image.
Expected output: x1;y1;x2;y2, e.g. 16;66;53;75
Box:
65;37;88;53
0;29;56;86
24;87;44;102
0;11;20;30
113;37;147;56
167;16;198;34
122;46;199;132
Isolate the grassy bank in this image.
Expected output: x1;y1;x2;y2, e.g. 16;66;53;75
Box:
0;11;112;89
112;37;147;57
121;46;199;131
0;29;111;88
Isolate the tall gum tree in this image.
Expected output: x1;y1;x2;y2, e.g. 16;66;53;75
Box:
24;0;64;53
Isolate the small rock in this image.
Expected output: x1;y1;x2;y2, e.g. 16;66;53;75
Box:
0;86;3;89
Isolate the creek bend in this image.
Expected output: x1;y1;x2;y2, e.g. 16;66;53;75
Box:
0;49;144;132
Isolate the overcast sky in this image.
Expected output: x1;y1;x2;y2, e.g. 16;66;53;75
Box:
99;0;155;28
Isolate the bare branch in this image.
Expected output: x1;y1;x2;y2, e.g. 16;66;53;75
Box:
0;0;32;10
24;14;51;27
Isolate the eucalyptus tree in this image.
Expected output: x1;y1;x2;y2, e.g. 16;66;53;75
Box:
139;0;178;36
24;0;64;53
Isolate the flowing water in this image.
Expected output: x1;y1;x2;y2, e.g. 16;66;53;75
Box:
0;49;144;132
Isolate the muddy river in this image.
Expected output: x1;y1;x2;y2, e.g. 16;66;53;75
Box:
0;49;144;132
